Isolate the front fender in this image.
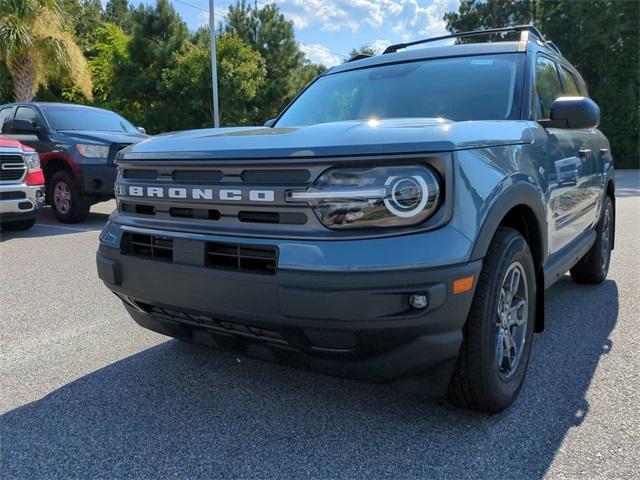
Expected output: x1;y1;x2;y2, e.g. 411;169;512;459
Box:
469;179;548;264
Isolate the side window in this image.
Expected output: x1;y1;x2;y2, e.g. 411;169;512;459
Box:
14;106;41;126
0;107;13;133
534;56;563;120
559;67;580;96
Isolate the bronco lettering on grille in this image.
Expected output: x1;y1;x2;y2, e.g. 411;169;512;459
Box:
116;185;276;203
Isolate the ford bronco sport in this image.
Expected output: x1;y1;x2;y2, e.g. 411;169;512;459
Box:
97;26;615;412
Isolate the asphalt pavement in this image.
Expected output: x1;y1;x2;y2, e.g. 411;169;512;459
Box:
1;170;639;479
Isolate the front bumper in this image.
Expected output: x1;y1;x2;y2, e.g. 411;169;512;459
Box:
0;183;45;220
97;222;481;392
80;163;117;197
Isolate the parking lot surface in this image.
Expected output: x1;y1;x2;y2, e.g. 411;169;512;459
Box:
1;171;639;479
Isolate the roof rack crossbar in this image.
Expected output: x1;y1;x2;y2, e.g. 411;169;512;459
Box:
347;53;373;63
382;25;546;54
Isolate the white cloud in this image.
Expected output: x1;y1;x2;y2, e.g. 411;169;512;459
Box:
278;0;459;38
197;10;210;26
371;39;392;54
299;43;344;67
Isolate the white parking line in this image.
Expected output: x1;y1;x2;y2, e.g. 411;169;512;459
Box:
34;223;94;233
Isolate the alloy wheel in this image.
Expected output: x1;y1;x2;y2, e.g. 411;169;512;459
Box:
54;181;72;215
496;261;528;380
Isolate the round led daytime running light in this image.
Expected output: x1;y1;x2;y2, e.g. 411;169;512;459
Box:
384;175;430;217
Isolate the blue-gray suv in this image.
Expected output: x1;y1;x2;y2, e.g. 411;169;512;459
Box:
97;26;615;412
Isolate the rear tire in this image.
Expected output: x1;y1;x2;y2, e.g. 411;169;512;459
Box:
0;218;36;231
570;195;614;285
448;227;536;413
48;171;90;223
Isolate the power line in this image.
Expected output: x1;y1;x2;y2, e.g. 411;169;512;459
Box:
170;0;227;20
169;0;348;60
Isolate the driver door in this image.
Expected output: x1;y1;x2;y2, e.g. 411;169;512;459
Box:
535;56;598;254
5;106;50;153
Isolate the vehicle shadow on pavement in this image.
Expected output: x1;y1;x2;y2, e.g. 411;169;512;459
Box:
1;278;618;479
0;208;110;242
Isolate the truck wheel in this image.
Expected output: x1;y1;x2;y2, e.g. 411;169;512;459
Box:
570;195;614;285
0;218;36;231
448;227;536;413
48;171;90;223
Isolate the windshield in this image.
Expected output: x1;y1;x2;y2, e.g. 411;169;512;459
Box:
42;106;138;133
276;54;524;127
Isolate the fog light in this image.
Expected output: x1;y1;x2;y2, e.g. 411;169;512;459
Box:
409;293;429;309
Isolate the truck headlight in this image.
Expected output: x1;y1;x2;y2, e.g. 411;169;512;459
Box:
76;144;109;159
287;165;441;229
23;152;40;170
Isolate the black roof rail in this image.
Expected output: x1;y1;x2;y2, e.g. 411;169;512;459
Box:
382;25;546;54
347;54;373;63
544;41;562;55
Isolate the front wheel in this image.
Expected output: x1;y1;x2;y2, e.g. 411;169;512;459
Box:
448;227;536;413
48;171;90;223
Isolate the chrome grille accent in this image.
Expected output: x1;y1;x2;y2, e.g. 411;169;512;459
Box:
0;154;26;183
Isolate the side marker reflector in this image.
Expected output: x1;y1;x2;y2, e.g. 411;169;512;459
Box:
453;275;474;295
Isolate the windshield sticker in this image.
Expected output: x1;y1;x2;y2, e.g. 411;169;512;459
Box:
471;59;494;65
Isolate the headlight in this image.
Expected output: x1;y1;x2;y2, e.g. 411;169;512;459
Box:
287;165;441;229
76;144;110;159
23;152;40;170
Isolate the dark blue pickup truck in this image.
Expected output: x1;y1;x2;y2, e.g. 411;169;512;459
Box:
0;103;146;222
97;26;615;412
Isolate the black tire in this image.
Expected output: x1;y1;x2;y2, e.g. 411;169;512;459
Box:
0;218;36;231
448;227;536;413
48;170;90;223
570;195;614;285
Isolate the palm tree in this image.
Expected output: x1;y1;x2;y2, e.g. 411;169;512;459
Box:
0;0;92;101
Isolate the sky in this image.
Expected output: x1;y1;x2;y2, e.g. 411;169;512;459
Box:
131;0;461;67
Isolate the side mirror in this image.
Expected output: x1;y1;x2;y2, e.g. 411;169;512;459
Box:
544;97;600;130
10;119;41;133
264;118;275;128
137;126;146;135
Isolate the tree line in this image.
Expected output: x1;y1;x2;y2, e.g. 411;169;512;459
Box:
0;0;325;132
1;0;637;168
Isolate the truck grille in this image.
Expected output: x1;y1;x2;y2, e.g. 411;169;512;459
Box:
0;154;26;182
121;232;278;274
114;162;324;237
205;242;277;273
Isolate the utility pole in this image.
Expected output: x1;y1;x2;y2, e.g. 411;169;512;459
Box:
209;0;220;128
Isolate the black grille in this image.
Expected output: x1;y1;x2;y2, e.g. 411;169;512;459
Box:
142;305;287;345
0;191;26;200
123;169;158;180
0;155;26;182
304;330;359;351
205;242;278;274
122;233;173;261
172;170;223;182
121;233;277;274
240;169;309;184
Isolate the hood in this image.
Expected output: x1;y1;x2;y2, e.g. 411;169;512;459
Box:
122;118;535;161
55;129;147;145
0;136;32;150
